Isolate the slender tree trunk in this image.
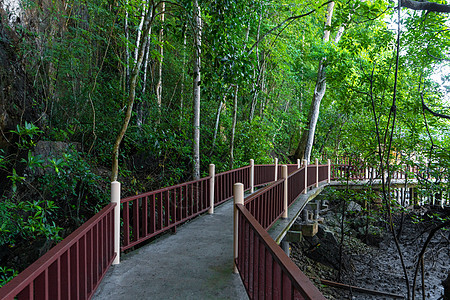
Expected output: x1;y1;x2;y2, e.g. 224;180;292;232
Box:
134;5;146;62
111;5;154;181
142;38;151;95
192;0;202;180
249;10;262;122
125;0;130;88
137;38;151;127
230;85;238;169
212;87;230;152
294;2;337;162
137;4;151;128
156;2;165;122
211;99;224;152
179;24;187;129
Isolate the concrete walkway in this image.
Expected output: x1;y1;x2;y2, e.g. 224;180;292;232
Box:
94;200;248;300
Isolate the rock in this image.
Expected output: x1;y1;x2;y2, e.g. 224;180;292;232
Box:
347;201;362;212
32;141;81;175
300;224;350;271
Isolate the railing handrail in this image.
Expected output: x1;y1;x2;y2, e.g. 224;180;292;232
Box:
215;165;251;177
244;178;284;206
0;203;116;299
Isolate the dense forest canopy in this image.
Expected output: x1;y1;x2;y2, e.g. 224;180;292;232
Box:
0;0;449;289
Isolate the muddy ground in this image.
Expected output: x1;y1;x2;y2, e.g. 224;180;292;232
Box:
291;205;450;299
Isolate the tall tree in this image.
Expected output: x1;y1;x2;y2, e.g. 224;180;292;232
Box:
111;4;155;181
156;2;165;121
192;0;202;179
294;2;337;162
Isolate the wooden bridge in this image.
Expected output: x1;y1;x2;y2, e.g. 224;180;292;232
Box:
0;159;447;299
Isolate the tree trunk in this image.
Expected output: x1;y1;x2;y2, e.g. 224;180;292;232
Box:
230;85;238;169
294;2;337;162
192;0;202;180
156;2;165;122
134;5;146;63
212;87;230;152
211;99;224;152
125;0;130;88
249;10;262;123
138;4;152;128
111;5;154;181
179;24;187;129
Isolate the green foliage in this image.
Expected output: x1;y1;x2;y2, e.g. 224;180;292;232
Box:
0;267;18;288
0;150;7;170
6;169;25;194
10;122;42;149
0;197;61;246
1;121;107;273
37;151;108;222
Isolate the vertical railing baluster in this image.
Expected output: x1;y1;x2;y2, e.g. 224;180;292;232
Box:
123;203;130;247
133;199;139;242
79;235;87;299
143;196;148;237
158;192;163;230
164;190;169;227
87;229;93;293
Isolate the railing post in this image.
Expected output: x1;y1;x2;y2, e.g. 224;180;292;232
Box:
208;164;215;214
111;181;121;265
233;183;244;274
282;165;288;218
297;159;301;169
274;158;278;181
315;158;319;188
327;159;331;183
250;159;254;193
303;159;308;194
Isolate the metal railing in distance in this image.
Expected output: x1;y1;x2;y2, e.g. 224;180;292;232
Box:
331;164;367;180
287;167;306;206
254;165;276;186
236;204;326;300
0;204;116;300
244;179;284;230
121;177;211;251
331;163;419;181
215;166;251;205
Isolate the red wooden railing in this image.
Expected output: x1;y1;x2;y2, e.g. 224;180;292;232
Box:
276;164;300;179
243;163;329;231
236;206;325;300
245;179;285;230
0;204;116;300
121;176;211;251
287;167;306;206
318;165;328;183
215;166;251;205
235;162;329;299
254;164;277;186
